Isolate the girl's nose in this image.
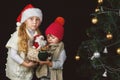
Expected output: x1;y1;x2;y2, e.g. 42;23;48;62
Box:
33;19;37;24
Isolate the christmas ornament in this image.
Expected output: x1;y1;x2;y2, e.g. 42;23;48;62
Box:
91;51;100;60
98;0;103;4
117;48;120;55
102;70;107;77
91;17;98;24
106;32;113;40
75;55;80;61
103;46;108;53
95;7;100;12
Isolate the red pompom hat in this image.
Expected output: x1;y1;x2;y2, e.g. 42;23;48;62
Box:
45;17;65;41
16;4;43;26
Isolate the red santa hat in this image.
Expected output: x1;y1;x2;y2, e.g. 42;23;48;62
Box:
16;4;43;26
45;17;65;41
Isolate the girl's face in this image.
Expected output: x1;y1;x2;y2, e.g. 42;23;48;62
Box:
47;34;60;44
25;16;41;30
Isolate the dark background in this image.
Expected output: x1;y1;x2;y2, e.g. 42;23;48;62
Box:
1;0;97;80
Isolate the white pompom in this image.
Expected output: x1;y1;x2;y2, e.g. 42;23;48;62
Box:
16;22;21;27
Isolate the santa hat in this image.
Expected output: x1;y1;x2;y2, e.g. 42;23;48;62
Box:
16;4;43;26
45;17;65;41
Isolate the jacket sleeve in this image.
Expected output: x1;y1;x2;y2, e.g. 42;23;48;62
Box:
5;31;18;50
52;49;67;69
10;48;24;64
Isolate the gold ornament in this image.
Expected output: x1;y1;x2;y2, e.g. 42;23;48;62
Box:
106;32;113;40
75;55;80;60
95;7;100;12
92;17;98;24
117;48;120;55
98;0;103;4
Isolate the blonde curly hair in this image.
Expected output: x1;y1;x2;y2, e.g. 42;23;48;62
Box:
18;23;40;54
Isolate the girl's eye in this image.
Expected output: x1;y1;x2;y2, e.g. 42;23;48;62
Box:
30;17;33;20
51;36;55;39
36;18;40;21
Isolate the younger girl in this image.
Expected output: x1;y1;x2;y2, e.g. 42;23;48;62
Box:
5;4;43;80
37;17;67;80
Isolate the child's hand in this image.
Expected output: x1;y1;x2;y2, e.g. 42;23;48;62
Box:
38;61;46;65
22;61;38;68
27;61;38;67
38;60;52;67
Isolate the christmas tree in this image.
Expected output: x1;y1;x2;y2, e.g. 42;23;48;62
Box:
76;0;120;80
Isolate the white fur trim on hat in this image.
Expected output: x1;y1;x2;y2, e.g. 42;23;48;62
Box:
16;22;21;27
21;8;43;23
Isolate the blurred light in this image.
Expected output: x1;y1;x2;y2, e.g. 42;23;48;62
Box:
92;17;98;24
106;32;113;40
98;0;103;4
75;55;80;61
95;7;100;12
117;48;120;54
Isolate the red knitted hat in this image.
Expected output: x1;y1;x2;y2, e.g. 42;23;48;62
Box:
45;17;65;41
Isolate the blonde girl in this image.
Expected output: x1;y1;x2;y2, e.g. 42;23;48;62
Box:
5;4;43;80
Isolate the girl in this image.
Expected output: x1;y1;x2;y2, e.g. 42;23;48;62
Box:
5;4;43;80
36;17;67;80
